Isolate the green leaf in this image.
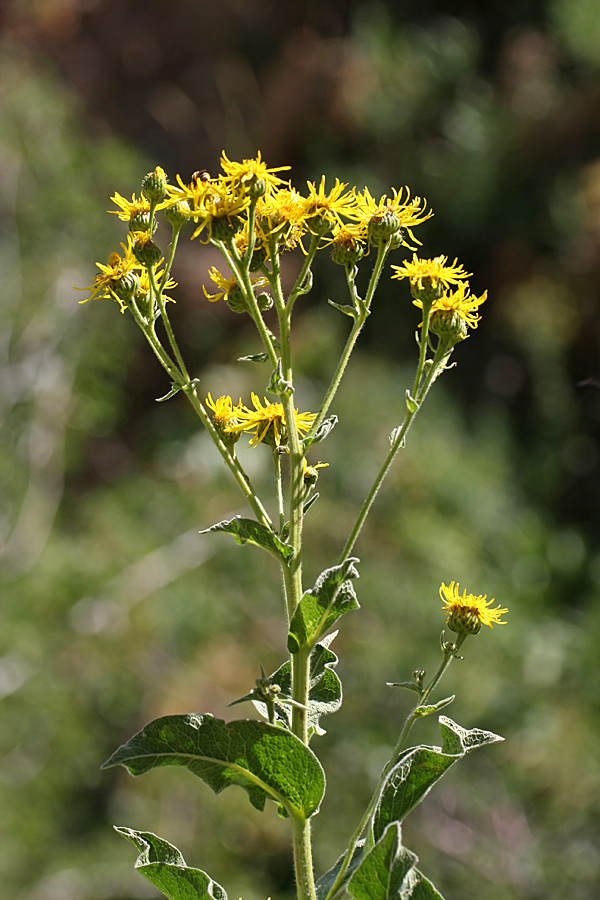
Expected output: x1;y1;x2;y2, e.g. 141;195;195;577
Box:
386;681;422;695
238;352;269;363
103;714;325;820
328;299;358;318
315;840;365;900
413;696;455;717
115;827;227;900
439;715;504;754
373;717;504;840
400;868;446;899
405;390;419;413
253;633;343;738
288;559;360;653
373;747;457;842
199;517;294;565
302;415;338;450
349;823;416;900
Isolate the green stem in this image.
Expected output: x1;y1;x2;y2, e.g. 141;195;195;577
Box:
273;447;285;534
338;313;443;565
286;234;319;314
147;264;190;381
292;816;317;900
221;240;279;369
182;385;273;529
323;633;467;900
305;240;392;441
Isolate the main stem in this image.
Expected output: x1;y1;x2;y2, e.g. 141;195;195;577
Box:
270;243;317;900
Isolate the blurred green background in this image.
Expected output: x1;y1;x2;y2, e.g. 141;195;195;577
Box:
1;1;600;898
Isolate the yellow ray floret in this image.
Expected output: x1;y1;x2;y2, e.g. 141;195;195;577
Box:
440;581;508;632
391;254;471;292
229;393;316;448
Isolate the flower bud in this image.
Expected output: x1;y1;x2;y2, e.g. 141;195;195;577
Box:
245;174;267;200
429;309;468;343
164;202;190;229
133;234;162;267
306;214;334;237
141;166;168;202
368;209;401;245
211;215;243;242
225;285;248;314
110;271;140;306
331;240;364;267
256;292;273;312
128;210;157;234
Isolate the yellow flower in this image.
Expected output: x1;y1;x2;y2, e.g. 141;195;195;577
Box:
328;222;368;265
164;175;250;242
391;254;471;293
355;187;433;247
440;581;508;634
256;187;308;251
219;151;290;195
230;393;316;448
430;283;487;330
202;267;268;313
77;236;142;312
108;191;151;222
303;177;357;231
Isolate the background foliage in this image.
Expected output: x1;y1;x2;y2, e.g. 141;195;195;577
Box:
1;1;600;898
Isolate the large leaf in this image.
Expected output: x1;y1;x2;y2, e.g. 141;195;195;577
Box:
373;717;503;840
348;823;416;900
253;633;343;737
199;517;294;565
288;559;360;653
103;714;325;819
115;827;227;900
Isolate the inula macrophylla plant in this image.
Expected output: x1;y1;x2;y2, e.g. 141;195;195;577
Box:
81;154;508;900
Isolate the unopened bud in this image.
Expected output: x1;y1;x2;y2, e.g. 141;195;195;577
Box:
141;166;168;202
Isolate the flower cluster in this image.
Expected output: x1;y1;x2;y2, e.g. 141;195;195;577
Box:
391;254;487;341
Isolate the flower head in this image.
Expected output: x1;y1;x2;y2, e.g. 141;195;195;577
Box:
206;393;243;447
256;187;308;251
355;187;433;247
303;177;357;234
440;581;508;635
328;222;368;266
202;266;268;312
219;151;290;197
77;236;142;312
391;254;471;301
229;393;316;448
109;191;151;225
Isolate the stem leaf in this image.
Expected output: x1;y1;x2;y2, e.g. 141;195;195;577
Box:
238;352;270;363
115;826;227;900
373;717;504;840
103;714;325;820
348;822;416;900
254;633;343;738
287;559;360;653
200;516;294;565
303;415;338;450
327;299;359;319
413;696;455;717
